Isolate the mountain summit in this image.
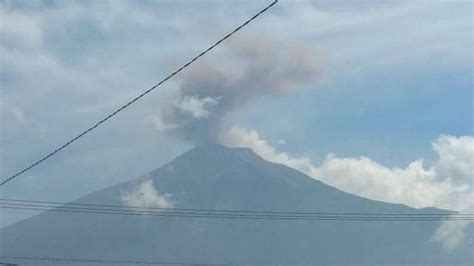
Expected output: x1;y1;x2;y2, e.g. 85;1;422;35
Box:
1;145;471;264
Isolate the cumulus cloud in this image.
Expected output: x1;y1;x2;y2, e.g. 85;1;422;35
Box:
156;35;324;144
121;180;173;210
432;135;474;185
221;127;473;211
221;126;474;249
432;205;474;251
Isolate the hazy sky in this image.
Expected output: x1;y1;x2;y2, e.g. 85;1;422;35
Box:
0;0;472;227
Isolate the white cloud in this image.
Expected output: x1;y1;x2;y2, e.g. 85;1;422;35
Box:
121;180;173;210
220;126;474;250
176;96;219;119
433;135;474;185
220;126;473;212
432;205;473;251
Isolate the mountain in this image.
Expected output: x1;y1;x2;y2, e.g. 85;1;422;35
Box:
0;145;472;265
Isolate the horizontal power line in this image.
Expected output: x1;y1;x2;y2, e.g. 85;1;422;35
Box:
3;205;472;221
0;0;279;186
0;255;220;265
1;200;472;221
1;198;471;217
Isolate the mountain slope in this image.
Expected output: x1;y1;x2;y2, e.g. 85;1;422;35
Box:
1;145;472;265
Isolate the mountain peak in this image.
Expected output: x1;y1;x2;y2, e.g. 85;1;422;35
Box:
180;143;259;162
193;143;253;152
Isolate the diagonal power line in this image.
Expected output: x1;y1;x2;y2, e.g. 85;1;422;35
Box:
1;0;279;186
0;255;222;265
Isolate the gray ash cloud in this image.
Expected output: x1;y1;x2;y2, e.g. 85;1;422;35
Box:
156;35;324;144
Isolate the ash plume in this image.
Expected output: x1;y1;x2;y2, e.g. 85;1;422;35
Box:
156;35;324;144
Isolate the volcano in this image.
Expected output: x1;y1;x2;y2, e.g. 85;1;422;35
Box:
0;145;472;264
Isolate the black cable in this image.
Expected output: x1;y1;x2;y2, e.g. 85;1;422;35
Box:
0;0;279;186
3;202;471;219
2;204;472;221
1;198;472;217
0;255;220;265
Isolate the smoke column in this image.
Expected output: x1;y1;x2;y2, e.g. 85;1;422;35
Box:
156;35;323;144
